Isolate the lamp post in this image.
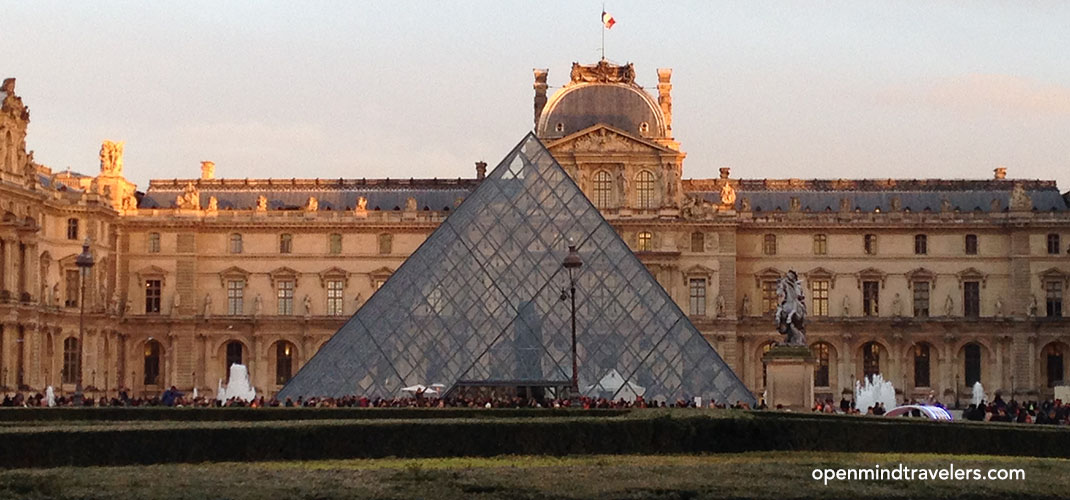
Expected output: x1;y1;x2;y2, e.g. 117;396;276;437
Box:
561;245;582;398
73;238;94;405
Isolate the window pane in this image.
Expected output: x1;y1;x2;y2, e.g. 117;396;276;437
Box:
227;280;244;315
912;281;929;318
963;281;980;318
1047;281;1063;317
812;343;830;387
863;342;880;379
593;170;612;208
863;281;879;316
327;279;345;316
761;281;778;314
329;234;342;254
813;234;827;255
965;234;978;255
145;280;161;314
635;171;655;208
277;280;294;315
1048;234;1061;255
689;278;706;316
810;280;829;316
763;234;776;255
690;232;704;253
637;232;652;251
914;235;927;255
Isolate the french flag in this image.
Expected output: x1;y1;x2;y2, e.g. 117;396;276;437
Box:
602;11;616;29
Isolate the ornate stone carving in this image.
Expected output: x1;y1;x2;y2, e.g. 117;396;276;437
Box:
774;270;807;346
940;198;952;213
203;294;213;318
356;196;368;211
99;140;124;176
569;60;636;84
615;168;628;199
256;195;268;211
1029;295;1038;317
944;294;954;317
305;196;318;212
720;182;736;206
789;197;801;212
1010;183;1032;211
568;129;650;153
741;294;751;317
175;182;200;209
842;296;850;317
716;294;726;317
207;196;218;211
892;293;903;317
303;294;312;318
890;196;902;212
253;294;262;317
201;161;215;180
994;297;1003;318
740;197;751;212
405;196;418;211
990;198;1001;212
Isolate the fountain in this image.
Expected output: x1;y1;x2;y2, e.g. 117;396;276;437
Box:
855;373;896;413
216;364;256;402
45;386;55;407
971;381;986;406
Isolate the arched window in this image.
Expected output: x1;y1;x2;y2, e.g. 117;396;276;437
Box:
144;340;162;385
592;170;612;208
276;342;295;385
225;341;243;381
1046;344;1065;388
229;233;243;254
62;337;79;384
637;231;653;252
964;343;981;386
862;342;880;379
913;343;931;388
635;170;655;209
812;343;830;387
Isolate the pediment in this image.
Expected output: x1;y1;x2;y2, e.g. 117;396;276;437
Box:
135;265;168;286
1038;267;1069;288
855;267;887;289
268;266;300;287
753;267;783;288
956;267;988;288
682;264;715;278
319;266;350;288
217;266;250;287
546;125;678;155
804;267;836;288
905;267;937;284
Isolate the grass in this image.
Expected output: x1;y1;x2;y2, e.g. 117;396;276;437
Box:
0;452;1066;499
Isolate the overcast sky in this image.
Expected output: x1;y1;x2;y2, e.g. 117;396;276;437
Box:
3;1;1068;191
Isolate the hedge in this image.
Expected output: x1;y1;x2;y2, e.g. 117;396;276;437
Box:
0;407;628;422
1;410;1069;468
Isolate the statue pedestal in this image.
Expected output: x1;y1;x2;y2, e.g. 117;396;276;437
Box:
762;345;815;411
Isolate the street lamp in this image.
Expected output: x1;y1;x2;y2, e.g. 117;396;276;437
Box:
560;245;582;398
73;238;94;405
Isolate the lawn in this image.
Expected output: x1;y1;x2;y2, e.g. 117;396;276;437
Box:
0;452;1065;500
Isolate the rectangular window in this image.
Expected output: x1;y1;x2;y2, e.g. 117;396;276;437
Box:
965;234;978;255
66;218;79;240
329;234;342;254
963;281;980;318
690;232;704;253
914;234;927;255
637;232;652;252
762;234;777;255
813;344;829;387
810;280;829;316
761;280;778;315
276;280;294;315
688;278;706;316
227;280;244;315
327;280;345;316
148;232;161;253
912;281;930;318
1048;234;1061;255
862;281;879;316
813;234;827;255
864;234;877;255
229;234;243;254
378;234;392;255
1047;281;1064;318
914;345;931;388
64;270;80;307
279;234;293;254
144;280;161;314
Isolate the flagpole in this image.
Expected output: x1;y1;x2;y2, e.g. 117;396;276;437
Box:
601;2;605;60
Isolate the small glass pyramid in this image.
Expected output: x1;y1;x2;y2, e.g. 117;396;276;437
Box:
279;134;755;405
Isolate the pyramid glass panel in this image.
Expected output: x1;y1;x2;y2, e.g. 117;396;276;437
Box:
279;133;754;405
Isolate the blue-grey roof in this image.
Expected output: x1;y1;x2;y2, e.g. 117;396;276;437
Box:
140;180;479;211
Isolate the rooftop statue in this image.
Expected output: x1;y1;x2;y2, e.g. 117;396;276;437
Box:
774;270;807;346
99;140;123;176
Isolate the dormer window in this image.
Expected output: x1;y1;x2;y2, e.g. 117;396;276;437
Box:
639;122;649;134
555;122;564;133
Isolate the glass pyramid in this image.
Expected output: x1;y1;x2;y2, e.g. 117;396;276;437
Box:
278;134;755;405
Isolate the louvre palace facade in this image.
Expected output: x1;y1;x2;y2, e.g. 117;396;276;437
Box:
1;61;1069;405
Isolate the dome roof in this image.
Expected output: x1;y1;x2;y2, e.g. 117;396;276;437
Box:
536;61;666;139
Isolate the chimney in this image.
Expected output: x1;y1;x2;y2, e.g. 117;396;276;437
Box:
994;166;1007;180
533;69;549;129
657;68;673;133
201;161;215;180
475;161;487;180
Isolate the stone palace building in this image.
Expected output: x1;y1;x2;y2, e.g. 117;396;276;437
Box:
1;61;1068;405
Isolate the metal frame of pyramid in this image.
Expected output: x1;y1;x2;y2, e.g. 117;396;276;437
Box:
278;134;755;405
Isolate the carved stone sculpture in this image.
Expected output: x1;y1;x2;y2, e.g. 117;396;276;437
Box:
720;182;736;206
99;140;124;176
740;197;751;212
203;294;213;318
171;292;181;316
1010;183;1032;211
303;295;312;318
994;297;1003;318
944;294;954;317
356;196;368;211
1029;295;1038;317
175;181;200;210
774;270;807;346
305;196;318;212
892;293;903;317
207;196;218;211
256;195;268;212
715;294;726;318
615;169;628;201
405;196;418;211
253;294;263;317
741;294;751;317
842;296;850;317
